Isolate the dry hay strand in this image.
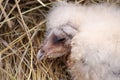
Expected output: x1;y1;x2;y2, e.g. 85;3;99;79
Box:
0;0;120;80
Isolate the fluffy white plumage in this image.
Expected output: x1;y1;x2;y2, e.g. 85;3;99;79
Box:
37;2;120;80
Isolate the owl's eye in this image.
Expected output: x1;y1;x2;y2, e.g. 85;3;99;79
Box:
53;35;66;44
57;38;66;42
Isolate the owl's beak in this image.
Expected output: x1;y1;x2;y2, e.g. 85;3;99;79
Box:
37;49;45;60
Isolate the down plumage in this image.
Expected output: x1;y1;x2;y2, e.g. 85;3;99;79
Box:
37;1;120;80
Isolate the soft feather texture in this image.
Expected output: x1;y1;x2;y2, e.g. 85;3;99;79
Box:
69;3;120;80
46;1;82;31
37;2;120;80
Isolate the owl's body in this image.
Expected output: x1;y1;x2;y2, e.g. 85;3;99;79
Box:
37;2;120;80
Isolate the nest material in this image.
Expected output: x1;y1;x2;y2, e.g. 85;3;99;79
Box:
0;0;120;80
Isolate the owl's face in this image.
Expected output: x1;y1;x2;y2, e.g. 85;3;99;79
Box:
37;24;78;60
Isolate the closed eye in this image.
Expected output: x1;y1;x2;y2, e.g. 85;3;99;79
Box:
53;35;66;43
57;38;66;42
